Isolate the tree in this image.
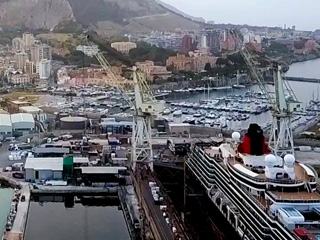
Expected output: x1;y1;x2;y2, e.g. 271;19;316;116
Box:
129;42;176;65
204;63;212;72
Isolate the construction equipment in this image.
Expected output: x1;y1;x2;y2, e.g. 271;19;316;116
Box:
230;30;302;156
86;36;165;171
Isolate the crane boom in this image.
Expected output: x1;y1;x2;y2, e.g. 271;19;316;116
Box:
230;30;301;156
86;36;164;171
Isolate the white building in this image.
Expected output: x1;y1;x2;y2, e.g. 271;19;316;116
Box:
76;45;99;57
9;73;31;85
111;42;137;55
0;114;12;139
37;59;52;79
11;113;35;136
25;157;63;182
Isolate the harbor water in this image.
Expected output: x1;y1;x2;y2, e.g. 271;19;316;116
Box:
165;58;320;131
286;58;320;79
0;188;14;238
25;195;130;240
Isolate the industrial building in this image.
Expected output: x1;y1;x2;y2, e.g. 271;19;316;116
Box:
7;100;31;114
11;113;35;136
100;120;133;134
25;158;63;182
19;106;47;122
80;166;127;183
25;157;90;182
0;114;12;140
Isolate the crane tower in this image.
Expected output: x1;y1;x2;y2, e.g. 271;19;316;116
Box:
86;36;164;171
231;30;301;156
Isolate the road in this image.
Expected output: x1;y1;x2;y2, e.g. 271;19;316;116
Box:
141;179;174;240
0;142;27;170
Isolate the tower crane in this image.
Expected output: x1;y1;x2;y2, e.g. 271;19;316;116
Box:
86;36;165;171
230;30;302;156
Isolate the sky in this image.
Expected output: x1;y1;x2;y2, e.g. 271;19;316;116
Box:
161;0;320;31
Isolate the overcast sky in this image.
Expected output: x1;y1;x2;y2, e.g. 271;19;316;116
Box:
161;0;320;31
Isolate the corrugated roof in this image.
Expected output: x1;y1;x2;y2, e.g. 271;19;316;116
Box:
80;167;127;174
19;106;43;114
0;114;12;127
34;147;70;154
25;157;63;171
74;157;89;163
11;113;34;123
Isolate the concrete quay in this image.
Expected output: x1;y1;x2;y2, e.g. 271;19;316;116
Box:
5;184;30;240
0;173;30;240
30;185;118;195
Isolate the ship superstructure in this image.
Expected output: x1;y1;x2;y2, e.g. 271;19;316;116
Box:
186;31;320;240
187;130;320;240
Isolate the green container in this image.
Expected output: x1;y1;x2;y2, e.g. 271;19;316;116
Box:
63;156;74;179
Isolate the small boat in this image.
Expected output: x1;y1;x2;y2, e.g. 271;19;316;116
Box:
173;110;182;117
193;112;202;118
183;117;196;124
182;109;189;115
162;109;171;115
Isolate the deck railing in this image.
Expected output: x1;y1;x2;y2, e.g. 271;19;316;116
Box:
267;191;320;203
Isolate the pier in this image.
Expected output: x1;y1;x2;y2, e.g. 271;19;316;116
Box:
6;184;30;240
30;185;118;195
285;76;320;83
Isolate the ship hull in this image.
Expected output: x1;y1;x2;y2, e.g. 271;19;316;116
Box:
187;147;297;240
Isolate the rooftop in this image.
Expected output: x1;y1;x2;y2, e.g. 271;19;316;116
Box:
11;113;34;123
25;157;63;171
80;166;127;175
34;147;70;154
10;100;30;105
19;106;43;114
73;157;90;164
0;114;12;127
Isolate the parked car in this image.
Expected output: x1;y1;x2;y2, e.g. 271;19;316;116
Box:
12;172;24;179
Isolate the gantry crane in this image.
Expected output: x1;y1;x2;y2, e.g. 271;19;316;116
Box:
230;30;302;156
86;36;164;171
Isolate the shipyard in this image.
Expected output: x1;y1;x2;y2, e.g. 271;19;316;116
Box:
1;1;320;240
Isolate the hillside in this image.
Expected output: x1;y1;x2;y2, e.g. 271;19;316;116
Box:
0;0;203;33
154;0;205;23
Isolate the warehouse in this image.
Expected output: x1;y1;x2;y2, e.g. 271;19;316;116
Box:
80;166;127;183
100;121;133;134
19;106;47;122
0;114;12;140
11;113;35;136
25;157;63;182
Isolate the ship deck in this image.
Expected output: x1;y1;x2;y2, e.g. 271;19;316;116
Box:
269;191;320;201
227;155;312;182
